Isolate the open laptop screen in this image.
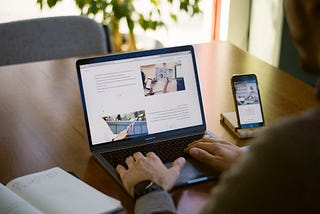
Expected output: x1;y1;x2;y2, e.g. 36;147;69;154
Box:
77;46;205;146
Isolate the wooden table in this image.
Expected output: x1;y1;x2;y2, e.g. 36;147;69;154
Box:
0;41;318;213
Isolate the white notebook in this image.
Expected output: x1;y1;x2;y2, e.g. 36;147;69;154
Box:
0;167;122;214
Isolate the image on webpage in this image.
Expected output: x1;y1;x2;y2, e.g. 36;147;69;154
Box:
102;110;148;142
140;61;185;96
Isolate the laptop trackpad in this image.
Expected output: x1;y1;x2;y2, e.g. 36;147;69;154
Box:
165;157;220;187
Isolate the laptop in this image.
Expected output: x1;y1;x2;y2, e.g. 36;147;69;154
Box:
76;45;220;188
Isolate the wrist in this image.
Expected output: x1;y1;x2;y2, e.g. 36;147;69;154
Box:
133;180;164;200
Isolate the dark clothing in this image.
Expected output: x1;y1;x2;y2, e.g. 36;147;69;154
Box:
135;108;320;213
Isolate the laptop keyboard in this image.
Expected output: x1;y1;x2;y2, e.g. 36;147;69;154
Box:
101;134;204;168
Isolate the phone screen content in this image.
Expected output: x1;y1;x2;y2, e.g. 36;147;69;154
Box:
145;78;152;90
233;75;264;128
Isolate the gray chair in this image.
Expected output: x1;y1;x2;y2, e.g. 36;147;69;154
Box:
0;16;111;66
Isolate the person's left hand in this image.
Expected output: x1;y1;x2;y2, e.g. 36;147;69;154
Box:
116;152;185;197
184;137;243;172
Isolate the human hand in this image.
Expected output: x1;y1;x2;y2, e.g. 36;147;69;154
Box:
149;78;157;94
116;152;185;197
184;137;243;172
113;129;128;141
126;122;134;133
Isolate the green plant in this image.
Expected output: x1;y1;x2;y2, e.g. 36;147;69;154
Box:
37;0;202;52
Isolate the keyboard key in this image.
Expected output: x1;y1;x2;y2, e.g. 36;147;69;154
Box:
102;134;203;168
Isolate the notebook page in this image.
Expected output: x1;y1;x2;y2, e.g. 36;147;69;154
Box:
0;183;43;214
6;167;122;214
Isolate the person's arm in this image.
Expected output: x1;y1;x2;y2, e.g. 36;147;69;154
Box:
116;152;185;214
162;77;169;93
200;109;320;213
116;138;244;213
135;191;176;214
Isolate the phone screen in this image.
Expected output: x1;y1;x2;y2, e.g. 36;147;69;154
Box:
231;74;264;129
145;78;152;90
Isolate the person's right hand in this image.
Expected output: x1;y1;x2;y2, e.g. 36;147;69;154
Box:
116;152;185;197
184;137;243;172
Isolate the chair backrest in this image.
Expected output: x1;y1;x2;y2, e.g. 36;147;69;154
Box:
0;16;111;66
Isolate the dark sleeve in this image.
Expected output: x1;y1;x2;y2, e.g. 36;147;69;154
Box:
200;109;320;214
135;190;177;214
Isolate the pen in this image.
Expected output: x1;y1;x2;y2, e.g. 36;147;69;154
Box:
187;176;216;184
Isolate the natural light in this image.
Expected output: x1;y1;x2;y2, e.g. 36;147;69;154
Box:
0;0;214;48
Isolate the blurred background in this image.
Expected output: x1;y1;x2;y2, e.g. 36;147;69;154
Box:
0;0;314;85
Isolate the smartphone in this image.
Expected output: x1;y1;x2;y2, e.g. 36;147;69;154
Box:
145;78;152;90
231;74;265;129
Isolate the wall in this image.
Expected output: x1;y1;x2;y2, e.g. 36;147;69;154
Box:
248;0;284;67
224;0;283;68
227;0;251;50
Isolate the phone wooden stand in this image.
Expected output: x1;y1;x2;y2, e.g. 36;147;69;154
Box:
220;112;265;139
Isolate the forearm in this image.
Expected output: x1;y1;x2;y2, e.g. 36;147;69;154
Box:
135;190;177;214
